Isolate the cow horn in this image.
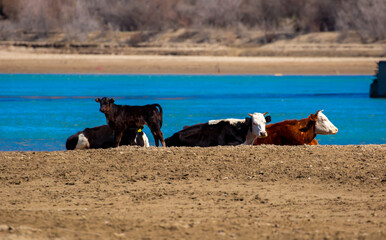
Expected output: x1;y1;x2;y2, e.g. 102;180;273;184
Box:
316;109;324;115
263;112;268;116
248;113;253;117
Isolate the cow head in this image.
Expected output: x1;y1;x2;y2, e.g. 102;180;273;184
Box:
248;112;271;138
311;110;338;135
95;97;115;113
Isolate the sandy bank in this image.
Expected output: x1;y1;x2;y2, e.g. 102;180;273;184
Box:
0;50;384;74
0;145;384;239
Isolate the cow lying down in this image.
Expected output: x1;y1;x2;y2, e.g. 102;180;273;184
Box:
165;112;271;147
66;125;149;150
254;110;338;145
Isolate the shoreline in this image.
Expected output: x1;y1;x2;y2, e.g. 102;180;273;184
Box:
0;50;384;75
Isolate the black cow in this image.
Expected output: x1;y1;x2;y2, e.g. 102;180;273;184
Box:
95;97;165;147
165;112;271;147
66;125;149;150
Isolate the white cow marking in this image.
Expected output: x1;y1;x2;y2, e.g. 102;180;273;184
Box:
75;133;90;150
142;132;150;147
208;118;245;125
244;112;268;145
315;111;338;135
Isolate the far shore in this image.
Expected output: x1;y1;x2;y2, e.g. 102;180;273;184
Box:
0;50;384;75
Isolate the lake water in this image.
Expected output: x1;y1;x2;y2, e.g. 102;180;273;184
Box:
0;74;385;151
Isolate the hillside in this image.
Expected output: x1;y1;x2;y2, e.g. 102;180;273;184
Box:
1;30;385;57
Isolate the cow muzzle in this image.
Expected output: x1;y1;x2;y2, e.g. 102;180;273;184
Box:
259;131;268;138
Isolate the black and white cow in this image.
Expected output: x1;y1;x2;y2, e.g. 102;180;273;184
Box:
165;112;271;147
66;125;149;150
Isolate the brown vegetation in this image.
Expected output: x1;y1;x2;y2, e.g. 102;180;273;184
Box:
0;0;385;43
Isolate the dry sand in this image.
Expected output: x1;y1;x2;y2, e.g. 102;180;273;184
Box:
0;145;385;239
0;50;385;74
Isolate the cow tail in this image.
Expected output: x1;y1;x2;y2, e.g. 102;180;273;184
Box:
154;104;163;128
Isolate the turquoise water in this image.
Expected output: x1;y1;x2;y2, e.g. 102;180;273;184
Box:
0;74;385;151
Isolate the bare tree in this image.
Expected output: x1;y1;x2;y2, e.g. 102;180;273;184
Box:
196;0;242;28
88;0;141;31
337;0;386;41
17;0;58;36
240;0;282;42
61;1;101;40
0;0;385;42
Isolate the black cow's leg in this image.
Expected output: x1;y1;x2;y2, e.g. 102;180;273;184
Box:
147;123;159;147
146;120;166;147
114;131;124;147
157;129;166;147
151;128;166;147
150;129;159;147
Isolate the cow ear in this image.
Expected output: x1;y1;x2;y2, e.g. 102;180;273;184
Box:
95;98;100;103
248;113;253;117
309;114;317;121
110;98;115;104
265;116;271;123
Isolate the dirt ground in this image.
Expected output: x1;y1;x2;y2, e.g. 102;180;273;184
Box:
0;145;384;239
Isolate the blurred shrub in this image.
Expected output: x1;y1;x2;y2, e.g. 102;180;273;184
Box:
336;0;386;41
0;0;385;41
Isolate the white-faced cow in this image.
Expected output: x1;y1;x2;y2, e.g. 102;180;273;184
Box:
254;110;338;145
95;97;165;147
66;125;149;150
165;112;271;147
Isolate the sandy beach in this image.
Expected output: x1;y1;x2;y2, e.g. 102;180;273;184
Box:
0;145;385;239
0;50;384;75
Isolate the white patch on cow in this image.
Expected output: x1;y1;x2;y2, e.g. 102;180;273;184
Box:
142;132;150;147
75;133;90;150
243;112;268;145
315;111;338;135
208;118;245;125
134;132;149;147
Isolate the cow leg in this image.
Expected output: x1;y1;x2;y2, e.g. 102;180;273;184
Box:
147;127;165;147
150;129;160;147
157;130;166;147
113;131;124;147
146;123;163;147
151;128;166;147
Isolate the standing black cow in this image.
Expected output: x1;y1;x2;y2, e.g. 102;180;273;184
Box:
66;125;149;150
95;97;165;147
165;112;271;147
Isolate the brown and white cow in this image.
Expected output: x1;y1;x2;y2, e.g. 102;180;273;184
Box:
95;97;165;147
66;125;149;150
254;110;338;145
166;112;271;147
